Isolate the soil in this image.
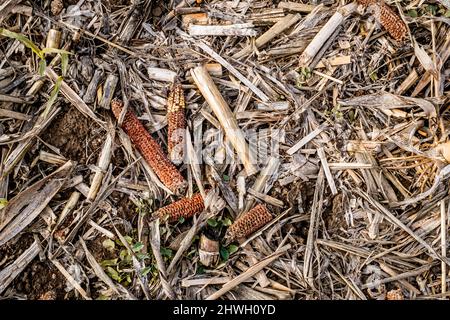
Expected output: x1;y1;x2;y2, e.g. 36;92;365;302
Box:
41;106;103;164
11;260;67;300
0;234;34;270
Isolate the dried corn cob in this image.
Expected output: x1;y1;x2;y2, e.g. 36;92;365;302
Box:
226;204;273;241
167;83;186;163
376;2;407;41
111;99;186;194
151;192;205;223
356;0;376;5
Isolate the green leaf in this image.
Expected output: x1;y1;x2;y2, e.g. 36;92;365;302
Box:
427;4;437;15
124;236;133;245
141;266;152;276
132;242;144;252
220;247;229;261
222;217;232;226
119;249;129;261
97;294;111;300
196;265;205;275
160;247;173;258
42;76;62;118
136;253;150;261
178;216;185;224
445;10;450;18
407;9;418;18
223;174;230;182
0;198;8;210
116;236;133;247
38;59;46;76
207;218;218;228
61;52;68;76
100;258;118;267
0;28;44;59
102;239;115;252
106;267;121;281
227;244;238;255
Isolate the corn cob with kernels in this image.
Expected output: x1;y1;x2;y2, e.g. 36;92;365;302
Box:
225;204;273;242
111;99;186;194
376;1;407;41
358;0;407;42
167;83;186;164
356;0;376;5
150;192;205;223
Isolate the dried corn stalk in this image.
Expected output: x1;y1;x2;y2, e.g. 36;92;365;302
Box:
111;99;186;194
226;204;273;241
167;83;186;163
151;192;205;223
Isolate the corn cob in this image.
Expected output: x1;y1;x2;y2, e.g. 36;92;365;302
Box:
226;204;273;241
111;99;186;194
356;0;377;5
151;192;205;223
376;2;407;41
167;83;186;163
359;1;407;42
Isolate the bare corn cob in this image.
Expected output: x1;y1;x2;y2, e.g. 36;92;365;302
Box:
376;1;407;41
111;99;186;194
167;83;186;163
151;192;205;223
226;204;273;241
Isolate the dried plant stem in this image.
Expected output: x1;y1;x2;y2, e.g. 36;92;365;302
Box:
299;3;357;68
191;65;257;176
206;244;291;300
87;126;114;201
441;200;447;294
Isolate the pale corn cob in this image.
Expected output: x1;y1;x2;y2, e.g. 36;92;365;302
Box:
151;192;205;223
226;204;273;241
167;83;186;163
111;99;186;194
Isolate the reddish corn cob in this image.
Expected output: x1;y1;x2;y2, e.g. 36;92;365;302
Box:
111;99;186;194
226;204;273;241
356;0;377;5
152;192;205;223
167;83;186;163
376;2;407;41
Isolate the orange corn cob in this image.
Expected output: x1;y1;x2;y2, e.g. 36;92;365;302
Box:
111;99;186;194
376;2;407;41
356;0;376;5
226;204;273;241
152;192;205;223
167;83;186;163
